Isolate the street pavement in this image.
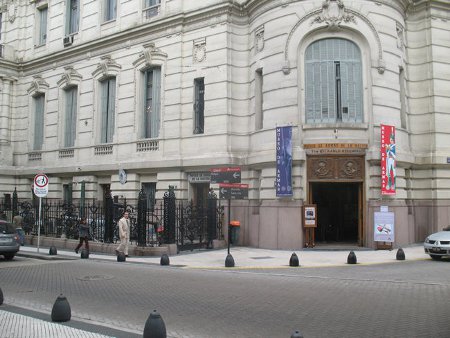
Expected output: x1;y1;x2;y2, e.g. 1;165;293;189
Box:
0;243;432;337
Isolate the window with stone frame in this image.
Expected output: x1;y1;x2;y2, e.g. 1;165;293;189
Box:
67;0;79;35
104;0;117;22
305;38;363;123
143;67;161;139
143;0;161;19
64;86;78;147
193;77;204;134
100;78;116;144
255;68;263;130
37;6;48;45
33;94;45;150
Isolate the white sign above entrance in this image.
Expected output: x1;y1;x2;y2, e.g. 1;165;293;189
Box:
188;172;211;183
304;143;368;155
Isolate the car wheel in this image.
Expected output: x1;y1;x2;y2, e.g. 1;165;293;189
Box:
430;254;442;261
3;254;15;261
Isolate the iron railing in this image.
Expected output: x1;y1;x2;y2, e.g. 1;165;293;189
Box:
0;189;224;250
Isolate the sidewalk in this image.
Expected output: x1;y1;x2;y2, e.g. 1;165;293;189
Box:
0;305;141;338
17;243;429;269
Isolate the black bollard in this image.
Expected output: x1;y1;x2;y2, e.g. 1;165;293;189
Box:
347;251;357;264
143;310;167;338
0;287;3;305
225;254;235;267
396;248;405;261
160;254;170;266
291;330;304;338
49;246;57;255
117;252;126;262
289;253;300;267
80;249;89;259
51;294;71;322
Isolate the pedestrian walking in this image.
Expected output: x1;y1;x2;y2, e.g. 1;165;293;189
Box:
115;211;130;257
75;218;89;254
12;214;25;245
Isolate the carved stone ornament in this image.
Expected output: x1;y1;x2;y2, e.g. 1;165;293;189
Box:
396;23;405;50
57;66;82;88
27;75;49;95
193;38;206;63
255;26;264;53
313;159;333;178
312;0;355;31
308;156;363;181
133;42;168;69
7;1;16;23
339;159;360;178
92;55;122;78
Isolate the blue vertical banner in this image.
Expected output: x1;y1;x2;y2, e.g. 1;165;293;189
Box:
276;126;293;197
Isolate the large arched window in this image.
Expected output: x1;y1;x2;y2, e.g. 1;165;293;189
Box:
305;38;363;123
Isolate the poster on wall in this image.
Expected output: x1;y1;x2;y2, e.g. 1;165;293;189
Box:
303;204;317;228
276;126;293;197
374;211;395;242
381;124;396;195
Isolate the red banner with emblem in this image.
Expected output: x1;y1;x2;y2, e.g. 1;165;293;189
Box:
381;125;396;195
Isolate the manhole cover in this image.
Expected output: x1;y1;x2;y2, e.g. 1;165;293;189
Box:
77;274;114;281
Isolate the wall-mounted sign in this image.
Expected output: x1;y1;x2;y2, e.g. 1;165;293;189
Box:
188;172;211;183
210;167;241;184
119;169;127;185
219;183;248;200
304;143;368;155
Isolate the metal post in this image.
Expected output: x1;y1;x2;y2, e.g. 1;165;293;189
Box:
37;197;42;253
227;198;231;255
80;181;85;218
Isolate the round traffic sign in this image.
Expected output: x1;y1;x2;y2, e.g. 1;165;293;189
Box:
34;174;49;188
34;174;49;197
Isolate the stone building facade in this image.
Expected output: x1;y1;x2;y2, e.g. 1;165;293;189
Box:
0;0;449;249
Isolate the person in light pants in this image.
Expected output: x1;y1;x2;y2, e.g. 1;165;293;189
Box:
115;211;130;257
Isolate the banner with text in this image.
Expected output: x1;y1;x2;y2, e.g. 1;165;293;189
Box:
276;126;293;197
381;124;396;195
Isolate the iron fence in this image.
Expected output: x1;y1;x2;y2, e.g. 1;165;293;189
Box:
0;189;224;250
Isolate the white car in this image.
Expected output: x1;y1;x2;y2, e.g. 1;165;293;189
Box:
424;227;450;260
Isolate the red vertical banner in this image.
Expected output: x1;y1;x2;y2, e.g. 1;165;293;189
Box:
381;124;396;195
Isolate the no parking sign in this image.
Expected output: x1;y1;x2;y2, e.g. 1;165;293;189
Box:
34;174;49;197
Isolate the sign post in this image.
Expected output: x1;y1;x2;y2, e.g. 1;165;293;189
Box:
210;167;245;267
33;174;49;253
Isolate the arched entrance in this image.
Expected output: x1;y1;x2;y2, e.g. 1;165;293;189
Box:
306;151;365;246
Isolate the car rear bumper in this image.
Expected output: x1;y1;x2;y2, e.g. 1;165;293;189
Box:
0;244;20;254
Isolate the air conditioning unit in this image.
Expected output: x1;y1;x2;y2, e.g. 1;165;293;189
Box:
63;36;73;46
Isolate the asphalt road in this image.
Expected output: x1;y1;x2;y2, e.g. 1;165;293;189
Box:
1;256;449;338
